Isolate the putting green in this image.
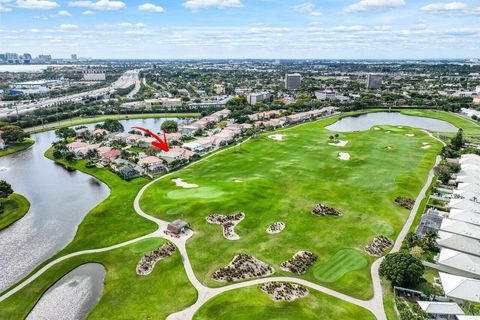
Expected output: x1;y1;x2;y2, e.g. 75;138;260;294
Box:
313;249;368;283
166;187;225;200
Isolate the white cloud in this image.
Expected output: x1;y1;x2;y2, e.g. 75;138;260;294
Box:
16;0;59;9
81;9;94;14
68;0;125;10
293;2;322;16
183;0;243;11
421;2;468;12
334;25;368;31
138;2;164;12
118;22;147;28
0;4;12;11
344;0;405;13
59;23;79;29
58;9;71;16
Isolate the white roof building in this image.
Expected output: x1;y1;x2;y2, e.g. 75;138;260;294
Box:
437;231;480;256
440;218;480;240
440;272;480;303
456;316;480;320
449;199;480;213
456;175;480;184
417;301;464;315
448;208;480;226
457;183;480;194
437;248;480;275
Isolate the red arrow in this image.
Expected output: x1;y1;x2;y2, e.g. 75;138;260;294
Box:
132;126;170;152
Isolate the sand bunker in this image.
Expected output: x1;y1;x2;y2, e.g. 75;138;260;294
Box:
269;134;285;141
260;282;309;301
172;178;198;189
421;142;431;149
136;242;176;275
365;235;393;257
385;130;391;134
206;212;245;240
406;133;415;137
328;140;349;147
280;251;317;274
232;179;243;183
373;127;380;131
267;222;285;234
386;146;392;150
212;254;274;282
338;152;350;161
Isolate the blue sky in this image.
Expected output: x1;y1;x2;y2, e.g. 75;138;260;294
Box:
1;0;479;59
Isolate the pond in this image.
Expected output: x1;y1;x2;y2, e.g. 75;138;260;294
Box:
325;112;458;132
26;263;106;320
0;117;183;293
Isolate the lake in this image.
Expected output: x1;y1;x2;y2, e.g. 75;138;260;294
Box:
326;112;458;132
0;117;183;293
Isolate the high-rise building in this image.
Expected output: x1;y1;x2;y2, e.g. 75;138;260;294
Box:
285;73;302;90
247;92;272;105
366;74;383;90
22;53;32;64
71;54;77;61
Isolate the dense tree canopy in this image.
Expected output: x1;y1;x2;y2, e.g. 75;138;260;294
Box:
55;127;76;141
379;252;424;287
161;120;178;133
0;180;13;199
0;124;28;143
96;119;124;133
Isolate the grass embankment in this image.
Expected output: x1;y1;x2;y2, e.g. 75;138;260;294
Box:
140;115;442;299
0;193;30;230
26;113;200;134
44;148;157;254
0;238;198;319
193;285;375;320
0;139;35;157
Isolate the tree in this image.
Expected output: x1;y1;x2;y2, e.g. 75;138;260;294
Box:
0;180;13;199
405;232;421;249
379;252;424;286
85;149;100;160
64;151;76;162
421;231;439;251
96;119;124;132
55;127;76;141
0;180;13;212
161;120;178;133
1;125;28;143
409;246;424;260
451;128;464;150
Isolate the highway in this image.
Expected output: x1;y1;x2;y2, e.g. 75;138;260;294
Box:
0;69;141;118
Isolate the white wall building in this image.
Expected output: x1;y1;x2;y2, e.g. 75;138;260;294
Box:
285;73;301;90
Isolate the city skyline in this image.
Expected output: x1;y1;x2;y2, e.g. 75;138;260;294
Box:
1;0;480;59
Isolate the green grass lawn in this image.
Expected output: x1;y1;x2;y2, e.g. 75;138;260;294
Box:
44;149;157;254
193;285;375;320
140;115;443;299
0;193;31;230
0;238;198;319
0;139;35;157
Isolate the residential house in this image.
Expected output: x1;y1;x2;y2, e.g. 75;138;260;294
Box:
158;147;195;163
437;248;480;276
437;231;480;256
100;149;121;165
118;165;141;180
417;301;464;320
439;272;480;303
138;156;166;174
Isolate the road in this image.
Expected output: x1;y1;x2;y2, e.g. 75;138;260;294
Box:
0;69;141;118
0;120;446;320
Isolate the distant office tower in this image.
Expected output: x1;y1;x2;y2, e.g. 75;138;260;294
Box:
247;92;272;105
285;73;302;90
476;86;480;94
366;74;382;90
22;53;32;63
71;54;78;61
